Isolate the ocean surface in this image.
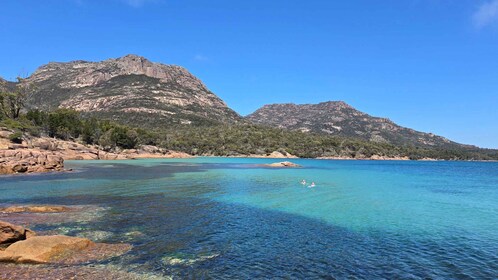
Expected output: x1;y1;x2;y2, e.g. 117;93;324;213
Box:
0;158;497;279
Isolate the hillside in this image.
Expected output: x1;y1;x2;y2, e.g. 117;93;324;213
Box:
1;55;496;160
20;54;241;127
246;101;473;150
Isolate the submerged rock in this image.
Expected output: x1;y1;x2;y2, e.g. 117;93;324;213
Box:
262;161;301;168
0;205;71;213
162;253;220;266
0;205;108;227
0;263;166;280
77;230;113;242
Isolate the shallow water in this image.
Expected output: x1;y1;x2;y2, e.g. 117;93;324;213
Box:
1;158;497;279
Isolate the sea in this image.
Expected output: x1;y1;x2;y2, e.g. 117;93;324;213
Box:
0;158;497;279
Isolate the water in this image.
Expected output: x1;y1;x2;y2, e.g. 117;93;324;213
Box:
0;158;497;279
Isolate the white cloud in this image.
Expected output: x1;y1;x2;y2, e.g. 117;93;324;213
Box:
473;0;498;28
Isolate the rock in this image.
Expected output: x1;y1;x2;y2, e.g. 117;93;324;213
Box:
0;221;34;246
12;163;28;173
266;151;298;158
0;149;64;175
263;161;301;168
30;138;57;151
0;235;92;263
0;130;13;139
0;235;131;264
0;132;194;175
0;205;71;213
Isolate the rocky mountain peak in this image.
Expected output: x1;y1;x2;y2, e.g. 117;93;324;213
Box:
318;101;353;109
22;55;241;126
246;101;459;148
28;55;208;92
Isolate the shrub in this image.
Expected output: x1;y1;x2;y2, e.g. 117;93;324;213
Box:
8;131;23;144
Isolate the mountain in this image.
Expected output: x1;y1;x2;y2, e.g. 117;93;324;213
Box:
0;77;16;92
21;54;241;126
246;101;473;149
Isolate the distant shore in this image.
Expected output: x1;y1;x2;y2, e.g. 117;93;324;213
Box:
2;132;496;175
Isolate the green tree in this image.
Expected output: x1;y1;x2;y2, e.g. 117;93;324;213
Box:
0;77;31;120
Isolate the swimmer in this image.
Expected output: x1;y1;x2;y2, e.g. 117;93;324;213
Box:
301;179;306;185
309;182;316;188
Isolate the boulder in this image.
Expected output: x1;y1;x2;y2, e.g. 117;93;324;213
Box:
0;235;93;263
0;130;13;139
0;221;35;246
0;235;132;264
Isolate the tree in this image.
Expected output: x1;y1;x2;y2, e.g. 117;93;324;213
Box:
0;77;31;120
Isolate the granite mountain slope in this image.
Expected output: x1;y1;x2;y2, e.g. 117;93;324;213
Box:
0;55;490;153
22;54;241;126
246;101;472;149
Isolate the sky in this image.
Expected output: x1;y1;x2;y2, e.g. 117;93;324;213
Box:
1;0;497;148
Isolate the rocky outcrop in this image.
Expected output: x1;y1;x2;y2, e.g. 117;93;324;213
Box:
0;149;64;174
22;54;241;126
0;130;194;175
0;219;131;265
0;221;35;246
23;136;193;161
246;101;470;150
230;150;298;158
0;235;131;264
369;155;410;161
317;155;411;160
262;161;301;168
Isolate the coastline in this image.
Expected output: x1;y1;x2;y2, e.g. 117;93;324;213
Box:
2;131;496;175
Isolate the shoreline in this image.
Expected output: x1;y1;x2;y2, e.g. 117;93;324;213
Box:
3;148;498;176
2;133;497;175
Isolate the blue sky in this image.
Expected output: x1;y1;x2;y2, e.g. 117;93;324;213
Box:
1;0;497;148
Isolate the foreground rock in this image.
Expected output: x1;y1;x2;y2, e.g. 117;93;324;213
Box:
0;235;91;263
262;161;301;168
0;221;35;246
0;235;131;264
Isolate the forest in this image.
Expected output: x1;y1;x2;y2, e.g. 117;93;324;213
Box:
1;106;497;160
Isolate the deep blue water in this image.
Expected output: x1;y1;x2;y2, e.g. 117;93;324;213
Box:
0;158;497;279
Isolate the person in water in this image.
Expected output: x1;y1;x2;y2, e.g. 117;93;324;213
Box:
301;179;306;185
309;182;316;188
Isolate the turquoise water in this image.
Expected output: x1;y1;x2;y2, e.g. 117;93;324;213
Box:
0;158;497;278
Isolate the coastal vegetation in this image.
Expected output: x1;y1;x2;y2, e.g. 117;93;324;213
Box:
1;104;497;160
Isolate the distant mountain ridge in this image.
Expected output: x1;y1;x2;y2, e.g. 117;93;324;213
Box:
0;54;489;152
20;54;241;126
246;101;472;149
